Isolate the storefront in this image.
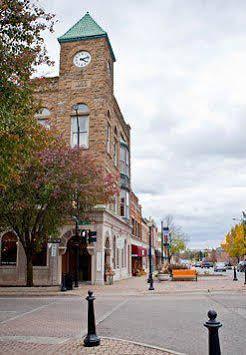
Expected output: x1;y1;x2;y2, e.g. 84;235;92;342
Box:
131;245;147;276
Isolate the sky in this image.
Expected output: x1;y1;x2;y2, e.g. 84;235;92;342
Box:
37;0;246;249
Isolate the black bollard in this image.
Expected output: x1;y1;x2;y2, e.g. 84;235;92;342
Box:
204;310;222;355
61;273;67;292
233;266;238;281
84;290;100;347
244;267;246;285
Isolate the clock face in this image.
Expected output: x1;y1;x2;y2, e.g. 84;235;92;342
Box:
73;51;91;68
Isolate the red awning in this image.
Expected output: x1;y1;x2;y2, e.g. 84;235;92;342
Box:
131;245;147;257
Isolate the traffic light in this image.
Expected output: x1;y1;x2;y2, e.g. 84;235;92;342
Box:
88;230;97;243
79;229;97;243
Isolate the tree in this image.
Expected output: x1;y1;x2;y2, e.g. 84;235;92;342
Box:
222;223;246;262
163;215;188;262
0;132;118;286
0;0;55;187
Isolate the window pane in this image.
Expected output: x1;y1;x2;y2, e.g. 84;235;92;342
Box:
79;116;88;131
79;132;88;147
71;117;89;148
76;103;89;113
72;117;77;132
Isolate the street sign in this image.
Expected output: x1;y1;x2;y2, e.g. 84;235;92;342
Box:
48;238;61;243
163;227;169;237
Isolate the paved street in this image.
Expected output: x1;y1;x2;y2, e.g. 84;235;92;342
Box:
0;273;245;354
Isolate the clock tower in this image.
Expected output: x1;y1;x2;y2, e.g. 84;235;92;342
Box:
56;12;118;157
58;12;115;94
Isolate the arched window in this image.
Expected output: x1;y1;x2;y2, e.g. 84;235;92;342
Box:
117;248;120;268
35;108;51;129
113;236;116;269
71;103;89;148
1;232;17;265
123;239;127;267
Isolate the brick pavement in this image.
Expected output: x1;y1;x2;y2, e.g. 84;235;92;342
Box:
1;272;245;298
0;337;178;354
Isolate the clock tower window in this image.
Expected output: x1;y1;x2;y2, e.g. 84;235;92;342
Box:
71;104;89;148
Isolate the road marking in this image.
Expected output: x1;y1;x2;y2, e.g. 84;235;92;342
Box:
0;301;57;324
78;298;129;338
102;336;186;355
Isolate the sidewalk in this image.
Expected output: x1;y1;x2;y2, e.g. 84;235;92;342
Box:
0;337;183;354
0;273;245;297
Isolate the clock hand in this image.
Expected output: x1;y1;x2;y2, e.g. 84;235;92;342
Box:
81;56;89;61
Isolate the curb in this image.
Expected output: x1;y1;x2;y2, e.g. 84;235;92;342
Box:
101;336;186;355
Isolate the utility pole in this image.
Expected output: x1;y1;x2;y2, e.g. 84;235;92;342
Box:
161;220;164;264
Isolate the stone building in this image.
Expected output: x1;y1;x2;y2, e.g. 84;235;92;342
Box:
0;13;132;286
130;192;147;275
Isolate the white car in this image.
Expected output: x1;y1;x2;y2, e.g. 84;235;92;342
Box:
214;262;226;272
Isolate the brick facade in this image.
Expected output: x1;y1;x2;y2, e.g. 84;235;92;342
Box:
0;13;132;286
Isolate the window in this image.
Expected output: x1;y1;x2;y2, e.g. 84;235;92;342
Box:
32;243;47;266
1;232;17;265
107;61;112;76
120;189;130;219
35;108;51;129
113;139;118;166
113;236;116;269
123;240;127;267
106;123;111;154
113;194;118;214
116;248;120;268
120;144;129;177
71;104;89;148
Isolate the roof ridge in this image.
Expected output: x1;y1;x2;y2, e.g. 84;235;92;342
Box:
58;12;116;62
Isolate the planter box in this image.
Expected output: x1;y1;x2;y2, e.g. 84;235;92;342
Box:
105;275;114;285
157;273;169;281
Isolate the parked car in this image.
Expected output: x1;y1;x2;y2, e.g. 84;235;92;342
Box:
194;261;201;267
201;261;213;268
214;262;226;272
224;262;232;270
237;261;246;272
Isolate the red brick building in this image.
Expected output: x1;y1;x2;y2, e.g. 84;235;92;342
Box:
0;13;132;286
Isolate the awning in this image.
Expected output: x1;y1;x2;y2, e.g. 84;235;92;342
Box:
131;245;147;257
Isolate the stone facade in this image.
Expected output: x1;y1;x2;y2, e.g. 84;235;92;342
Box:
0;13;132;286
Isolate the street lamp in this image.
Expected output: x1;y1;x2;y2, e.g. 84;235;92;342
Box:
72;215;80;288
148;223;154;290
161;221;164;264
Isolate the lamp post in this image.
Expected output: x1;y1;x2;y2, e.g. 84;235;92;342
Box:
73;216;79;288
148;224;154;290
161;220;164;264
72;104;80;288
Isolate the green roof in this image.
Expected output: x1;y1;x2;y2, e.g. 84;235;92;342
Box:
58;12;115;61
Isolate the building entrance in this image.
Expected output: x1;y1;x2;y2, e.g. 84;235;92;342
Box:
62;236;91;283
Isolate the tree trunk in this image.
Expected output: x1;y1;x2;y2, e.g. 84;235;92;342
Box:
26;253;34;287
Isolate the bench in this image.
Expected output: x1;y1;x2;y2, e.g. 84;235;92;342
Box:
172;269;197;281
